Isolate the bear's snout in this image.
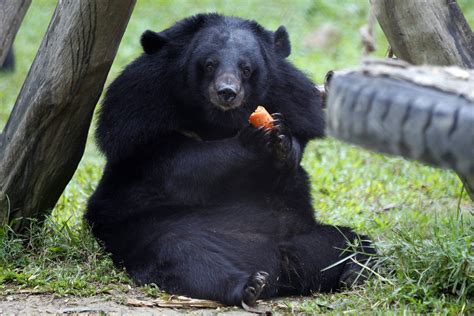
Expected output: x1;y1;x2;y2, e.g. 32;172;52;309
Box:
209;73;244;110
217;85;237;103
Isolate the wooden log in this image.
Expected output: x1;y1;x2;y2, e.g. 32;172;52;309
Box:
0;0;31;65
371;0;474;68
0;0;136;231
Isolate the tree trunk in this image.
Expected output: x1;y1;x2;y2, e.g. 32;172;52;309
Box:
0;0;136;232
371;0;474;68
0;0;31;65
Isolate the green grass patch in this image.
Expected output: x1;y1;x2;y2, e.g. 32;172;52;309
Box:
1;0;473;313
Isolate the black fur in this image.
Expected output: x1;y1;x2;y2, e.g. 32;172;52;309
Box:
86;14;375;307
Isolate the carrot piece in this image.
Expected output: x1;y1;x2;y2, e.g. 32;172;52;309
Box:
248;106;274;129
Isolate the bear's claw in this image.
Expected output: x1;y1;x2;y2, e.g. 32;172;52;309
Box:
270;114;293;168
242;271;269;307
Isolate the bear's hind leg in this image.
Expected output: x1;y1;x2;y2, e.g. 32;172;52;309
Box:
130;231;279;306
278;225;376;295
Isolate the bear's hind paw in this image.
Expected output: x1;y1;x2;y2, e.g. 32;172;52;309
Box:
242;271;269;307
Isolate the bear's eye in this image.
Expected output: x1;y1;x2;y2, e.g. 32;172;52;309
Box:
205;62;215;73
242;67;252;78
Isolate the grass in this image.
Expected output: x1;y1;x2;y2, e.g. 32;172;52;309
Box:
1;0;473;314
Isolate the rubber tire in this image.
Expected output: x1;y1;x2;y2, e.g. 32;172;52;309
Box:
326;73;474;177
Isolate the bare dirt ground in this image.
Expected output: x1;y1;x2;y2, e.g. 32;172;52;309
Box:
0;293;289;315
0;294;248;315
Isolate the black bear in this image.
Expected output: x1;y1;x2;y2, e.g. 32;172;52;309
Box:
86;13;375;307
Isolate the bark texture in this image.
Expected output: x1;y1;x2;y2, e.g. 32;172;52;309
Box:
0;0;136;231
0;0;31;65
372;0;474;67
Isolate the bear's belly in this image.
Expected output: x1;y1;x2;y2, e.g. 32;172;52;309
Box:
143;198;316;239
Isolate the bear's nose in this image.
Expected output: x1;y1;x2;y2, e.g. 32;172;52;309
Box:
217;87;237;103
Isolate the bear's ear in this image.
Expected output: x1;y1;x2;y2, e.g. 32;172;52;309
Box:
274;26;291;58
141;30;168;55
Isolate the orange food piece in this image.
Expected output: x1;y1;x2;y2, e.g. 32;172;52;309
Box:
248;106;274;129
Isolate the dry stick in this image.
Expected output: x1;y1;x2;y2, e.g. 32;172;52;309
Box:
0;1;136;232
385;46;394;59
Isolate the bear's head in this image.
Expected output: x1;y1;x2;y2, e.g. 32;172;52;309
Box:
140;14;291;115
97;14;323;161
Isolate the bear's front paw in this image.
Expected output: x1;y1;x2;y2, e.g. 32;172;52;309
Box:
269;113;294;169
238;124;273;155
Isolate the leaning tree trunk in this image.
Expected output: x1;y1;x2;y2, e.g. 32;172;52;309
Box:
371;0;474;67
371;0;474;199
0;0;136;232
0;0;31;65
